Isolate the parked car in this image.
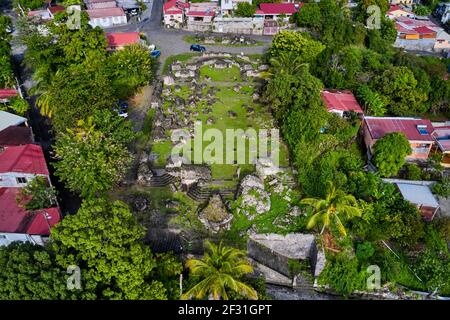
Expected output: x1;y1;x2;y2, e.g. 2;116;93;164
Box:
150;49;161;58
113;101;129;118
190;44;206;52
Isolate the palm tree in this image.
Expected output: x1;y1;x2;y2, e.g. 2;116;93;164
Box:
268;51;308;76
181;241;258;300
300;182;362;237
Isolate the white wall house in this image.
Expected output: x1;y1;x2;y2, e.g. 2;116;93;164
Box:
87;8;127;28
0;233;46;247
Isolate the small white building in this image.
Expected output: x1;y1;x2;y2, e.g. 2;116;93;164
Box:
87;7;128;28
0;233;46;247
163;0;189;28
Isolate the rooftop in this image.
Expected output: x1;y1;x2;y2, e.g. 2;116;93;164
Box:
432;126;450;152
0;111;27;132
0;187;60;235
86;7;126;19
106;32;140;48
0;144;49;175
258;3;300;15
321;90;363;114
364;116;434;142
0;89;18;99
0;126;33;146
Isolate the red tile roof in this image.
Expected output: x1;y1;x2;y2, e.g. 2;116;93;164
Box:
258;3;300;15
364;117;434;142
413;26;436;35
0;126;33;146
0;187;60;235
432;126;450;152
163;0;187;14
87;7;126;19
186;10;215;17
0;144;49;175
106;32;140;48
0;89;18;99
321;90;363;114
48;5;65;14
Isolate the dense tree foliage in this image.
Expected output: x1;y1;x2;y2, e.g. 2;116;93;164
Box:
53;113;133;198
234;2;256;17
50;199;182;299
0;243;75;300
17;176;58;210
372;132;412;177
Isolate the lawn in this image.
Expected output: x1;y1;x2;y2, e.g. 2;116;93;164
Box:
199;65;241;82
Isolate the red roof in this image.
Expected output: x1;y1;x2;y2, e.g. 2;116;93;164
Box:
87;8;126;19
321;90;363;114
0;144;49;175
258;3;300;15
106;32;140;48
0;89;18;99
432;126;450;152
163;0;187;14
0;187;60;235
48;5;65;14
413;26;436;35
186;10;215;17
0;126;33;146
387;4;405;14
364;117;434;142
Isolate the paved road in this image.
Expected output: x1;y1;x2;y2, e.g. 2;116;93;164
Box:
104;0;272;62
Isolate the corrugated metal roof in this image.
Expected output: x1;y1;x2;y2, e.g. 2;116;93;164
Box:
396;183;439;208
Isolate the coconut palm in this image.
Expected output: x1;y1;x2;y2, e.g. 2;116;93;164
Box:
301;182;362;236
181;241;258;300
269;51;308;76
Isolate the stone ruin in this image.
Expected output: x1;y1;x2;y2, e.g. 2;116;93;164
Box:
198;194;233;233
248;233;326;287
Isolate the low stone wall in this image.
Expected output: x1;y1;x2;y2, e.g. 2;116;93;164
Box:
212;17;264;35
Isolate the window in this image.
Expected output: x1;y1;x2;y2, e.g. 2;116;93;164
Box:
417;125;428;135
16;177;27;184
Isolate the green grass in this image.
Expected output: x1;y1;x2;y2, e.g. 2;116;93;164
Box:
183;35;264;47
151;140;173;167
162;52;200;74
135;108;155;151
200;65;241;82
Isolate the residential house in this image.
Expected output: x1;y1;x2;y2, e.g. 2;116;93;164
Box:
431;125;450;167
363;116;435;160
434;29;450;52
0;143;61;242
321;90;364;117
87;7;127;28
0;126;34;146
0;111;28;133
106;32;142;50
0;144;50;188
220;0;252;16
185;2;218;32
0;233;46;247
163;0;189;28
254;3;301;21
27;4;65;21
84;0;117;10
386;4;414;19
434;2;450;24
0;89;18;103
394;181;440;221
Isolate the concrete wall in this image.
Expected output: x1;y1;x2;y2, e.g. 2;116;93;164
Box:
164;13;183;28
89;15;127;28
0;173;47;188
213;17;264;35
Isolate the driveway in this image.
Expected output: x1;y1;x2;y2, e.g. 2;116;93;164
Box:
104;0;272;64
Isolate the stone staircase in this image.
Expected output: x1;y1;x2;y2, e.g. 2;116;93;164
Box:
147;173;177;187
187;184;236;202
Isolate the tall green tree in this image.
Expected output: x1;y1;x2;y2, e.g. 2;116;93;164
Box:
0;243;76;300
234;2;256;17
301;182;362;236
372;132;412;177
269;30;325;63
17;176;58;210
53;115;133;198
50;198;181;299
182;241;257;300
